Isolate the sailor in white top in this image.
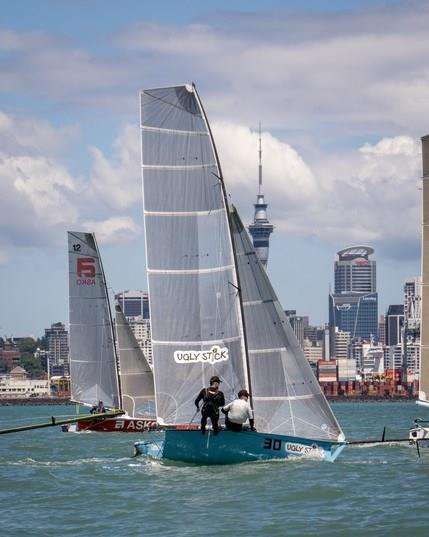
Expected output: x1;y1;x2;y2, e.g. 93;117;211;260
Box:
222;389;256;432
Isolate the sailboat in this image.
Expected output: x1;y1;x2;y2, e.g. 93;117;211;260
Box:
410;135;429;445
67;231;157;432
134;84;345;463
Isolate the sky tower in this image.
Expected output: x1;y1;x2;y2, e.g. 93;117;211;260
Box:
248;124;274;267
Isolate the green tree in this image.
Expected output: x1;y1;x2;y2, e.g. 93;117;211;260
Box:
17;337;38;354
19;353;44;379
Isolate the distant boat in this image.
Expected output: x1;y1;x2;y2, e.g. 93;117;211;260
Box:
134;84;345;463
67;231;157;432
410;135;429;445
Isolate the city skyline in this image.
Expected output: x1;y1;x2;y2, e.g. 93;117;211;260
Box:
0;0;427;336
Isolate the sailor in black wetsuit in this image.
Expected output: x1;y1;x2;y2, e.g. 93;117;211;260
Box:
195;376;225;435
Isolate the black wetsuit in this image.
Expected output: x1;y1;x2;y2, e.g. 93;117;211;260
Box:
195;387;225;434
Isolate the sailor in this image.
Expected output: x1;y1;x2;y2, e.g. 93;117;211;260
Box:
195;376;225;435
221;389;256;432
91;400;106;414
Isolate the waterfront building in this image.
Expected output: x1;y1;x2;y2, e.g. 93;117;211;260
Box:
385;305;404;346
0;366;50;398
248;124;274;267
329;246;378;347
115;290;150;319
44;322;69;376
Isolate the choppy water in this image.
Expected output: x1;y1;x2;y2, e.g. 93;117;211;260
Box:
0;402;428;537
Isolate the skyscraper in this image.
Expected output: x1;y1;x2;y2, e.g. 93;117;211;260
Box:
44;322;69;376
248;124;274;267
385;305;404;346
329;246;378;347
115;290;150;319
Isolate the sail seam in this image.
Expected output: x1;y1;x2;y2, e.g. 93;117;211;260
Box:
147;264;233;275
142;163;216;170
141;125;208;135
248;347;287;354
152;335;242;346
145;208;224;217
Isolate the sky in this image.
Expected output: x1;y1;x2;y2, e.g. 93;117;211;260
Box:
0;0;426;337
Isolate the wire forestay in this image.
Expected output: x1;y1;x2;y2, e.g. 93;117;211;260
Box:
229;207;344;442
141;85;248;425
68;232;120;409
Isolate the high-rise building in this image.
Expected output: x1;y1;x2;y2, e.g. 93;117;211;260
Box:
115;291;150;319
44;322;69;376
334;246;376;294
248;124;274;267
385;305;404;346
126;316;153;365
378;315;385;345
285;311;308;349
329;246;378;344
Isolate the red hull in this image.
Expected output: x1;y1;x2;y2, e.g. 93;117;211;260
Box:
76;416;158;433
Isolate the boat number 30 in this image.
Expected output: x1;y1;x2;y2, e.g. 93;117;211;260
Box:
263;438;318;454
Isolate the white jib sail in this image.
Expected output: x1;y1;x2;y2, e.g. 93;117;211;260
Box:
141;85;248;425
68;232;120;409
230;206;344;442
115;305;155;418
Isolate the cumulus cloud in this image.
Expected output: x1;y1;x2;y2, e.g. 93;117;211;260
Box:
0;111;82;256
81;216;140;244
211;122;421;252
88;123;141;210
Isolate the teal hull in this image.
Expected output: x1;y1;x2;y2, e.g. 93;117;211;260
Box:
134;429;346;464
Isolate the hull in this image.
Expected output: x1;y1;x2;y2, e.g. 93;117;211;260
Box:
72;416;158;433
134;429;346;464
409;419;429;444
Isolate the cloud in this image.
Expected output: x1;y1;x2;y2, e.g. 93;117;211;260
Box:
81;216;140;244
211;122;421;254
88;123;141;210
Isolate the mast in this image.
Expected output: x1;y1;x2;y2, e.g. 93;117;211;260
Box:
192;83;254;406
419;135;429;405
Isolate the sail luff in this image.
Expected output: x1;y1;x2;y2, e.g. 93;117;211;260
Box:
419;135;429;404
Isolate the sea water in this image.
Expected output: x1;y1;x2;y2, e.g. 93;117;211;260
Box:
0;402;428;537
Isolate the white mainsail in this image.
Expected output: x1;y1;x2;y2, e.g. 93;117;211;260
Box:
115;305;155;417
68;232;121;408
230;206;344;441
141;84;248;425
